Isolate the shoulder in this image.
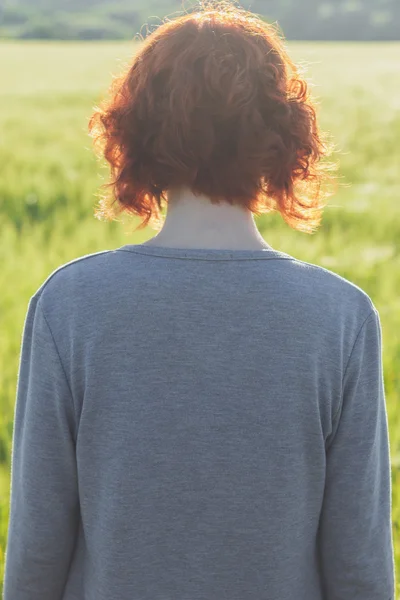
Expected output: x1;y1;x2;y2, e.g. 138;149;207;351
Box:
280;254;376;317
32;248;121;311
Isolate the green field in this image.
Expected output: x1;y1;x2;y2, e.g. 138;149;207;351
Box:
0;40;399;594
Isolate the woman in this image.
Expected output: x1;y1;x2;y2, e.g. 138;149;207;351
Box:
3;3;395;600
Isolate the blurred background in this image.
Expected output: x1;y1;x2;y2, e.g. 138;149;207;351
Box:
0;0;399;594
1;0;399;40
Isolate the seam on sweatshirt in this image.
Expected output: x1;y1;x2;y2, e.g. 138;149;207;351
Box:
116;247;294;262
333;309;376;424
32;250;114;299
37;296;77;442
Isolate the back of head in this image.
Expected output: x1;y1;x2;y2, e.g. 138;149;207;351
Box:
89;0;337;233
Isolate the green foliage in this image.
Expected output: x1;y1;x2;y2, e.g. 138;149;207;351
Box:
0;0;399;40
0;41;399;595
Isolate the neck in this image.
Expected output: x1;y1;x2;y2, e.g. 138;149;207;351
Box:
143;187;271;250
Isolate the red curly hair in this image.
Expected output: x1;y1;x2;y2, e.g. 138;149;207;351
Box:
88;1;337;233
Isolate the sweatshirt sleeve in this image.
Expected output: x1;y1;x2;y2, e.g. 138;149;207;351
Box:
318;308;395;600
3;295;79;600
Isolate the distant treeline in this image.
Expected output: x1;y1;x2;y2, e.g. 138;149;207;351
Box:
1;0;399;41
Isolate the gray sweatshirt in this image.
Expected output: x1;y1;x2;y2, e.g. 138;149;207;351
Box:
3;243;395;600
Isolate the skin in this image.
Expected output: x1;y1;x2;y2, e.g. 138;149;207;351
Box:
142;186;273;251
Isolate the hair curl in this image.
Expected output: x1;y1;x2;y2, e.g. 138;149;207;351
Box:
88;0;337;233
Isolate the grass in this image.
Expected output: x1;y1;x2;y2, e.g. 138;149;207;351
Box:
0;40;399;594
